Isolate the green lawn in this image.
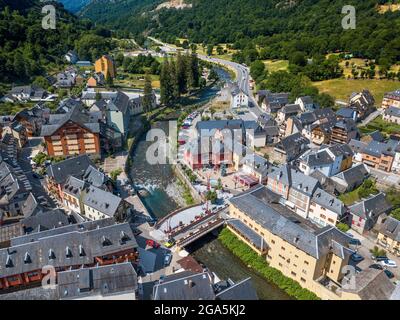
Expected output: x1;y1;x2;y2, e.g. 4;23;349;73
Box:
263;60;289;73
338;189;361;206
114;72;160;89
359;115;400;136
313;79;400;102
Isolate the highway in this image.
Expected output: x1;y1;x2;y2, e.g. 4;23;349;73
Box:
148;37;264;118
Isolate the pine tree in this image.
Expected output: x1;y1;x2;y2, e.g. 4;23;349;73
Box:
188;53;200;88
143;72;153;113
176;51;187;94
170;59;180;101
160;58;171;105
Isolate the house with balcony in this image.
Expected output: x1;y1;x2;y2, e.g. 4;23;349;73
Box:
330;119;359;145
349;89;375;120
360;139;400;172
382;90;400;109
40;104;101;158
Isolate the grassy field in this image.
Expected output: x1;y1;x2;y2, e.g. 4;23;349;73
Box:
313;79;400;102
114;72;160;89
263;60;289;73
359;115;400;136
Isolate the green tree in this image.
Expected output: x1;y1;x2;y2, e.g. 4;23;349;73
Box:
143;72;153;113
391;208;400;221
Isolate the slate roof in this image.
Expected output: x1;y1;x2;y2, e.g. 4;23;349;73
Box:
379;216;400;242
83;185;123;217
21;209;70;234
312;188;345;216
82;165;107;188
342;269;395;300
215;278;258;300
349;139;367;153
279;104;301;114
363;140;400;157
332;164;370;192
336;108;356;119
40;104;100;136
384;106;400;118
63;176;85;198
0;222;138;278
58;262;138;300
153;271;216;300
268;164;320;196
47;155;94;185
349;193;392;220
274;132;309;160
107;91;130;114
229;186;352;259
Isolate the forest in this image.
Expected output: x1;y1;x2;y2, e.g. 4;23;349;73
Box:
0;0;115;83
80;0;400;67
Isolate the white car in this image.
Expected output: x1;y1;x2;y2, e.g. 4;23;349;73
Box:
380;259;397;268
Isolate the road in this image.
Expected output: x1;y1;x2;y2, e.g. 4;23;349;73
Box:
148;37;263;119
359;108;383;126
370;167;400;187
19;139;57;209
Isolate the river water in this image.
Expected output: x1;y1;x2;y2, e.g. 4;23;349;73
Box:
128;67;290;299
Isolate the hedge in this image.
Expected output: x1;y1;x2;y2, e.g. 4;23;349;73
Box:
218;228;320;300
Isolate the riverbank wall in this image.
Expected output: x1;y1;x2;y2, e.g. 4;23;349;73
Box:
173;164;203;204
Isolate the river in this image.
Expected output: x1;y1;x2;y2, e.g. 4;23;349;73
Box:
128;67;290;299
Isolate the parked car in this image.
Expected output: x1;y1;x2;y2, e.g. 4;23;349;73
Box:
380;259;397;268
164;253;172;266
351;253;364;262
164;238;176;248
372;255;388;262
146;239;160;249
369;264;384;270
384;269;395;279
349;238;362;246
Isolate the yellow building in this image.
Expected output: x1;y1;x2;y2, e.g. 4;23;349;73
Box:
95;55;116;80
377;216;400;257
227;185;358;300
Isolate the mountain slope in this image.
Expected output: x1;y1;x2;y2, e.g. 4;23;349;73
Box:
0;0;114;82
80;0;400;64
58;0;91;13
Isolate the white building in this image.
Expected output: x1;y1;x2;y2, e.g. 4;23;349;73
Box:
230;87;248;109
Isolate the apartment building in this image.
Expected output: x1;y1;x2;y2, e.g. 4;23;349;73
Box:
361;139;400;172
309;188;346;227
227;186;354;300
377;216;400;257
382;90;400;109
267;164;320;219
41;104;100;157
95;55;116;80
383;106;400;124
330;119;359;145
0;219;138;292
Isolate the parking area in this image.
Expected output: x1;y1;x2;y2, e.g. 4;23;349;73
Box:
347;229;400;281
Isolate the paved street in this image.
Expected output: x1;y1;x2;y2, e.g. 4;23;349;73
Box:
370;167;400;187
19;138;57;209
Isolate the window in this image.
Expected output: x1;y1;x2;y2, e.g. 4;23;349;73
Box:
304;260;309;265
332;261;336;265
271;240;275;244
300;278;306;283
291;271;296;276
281;246;286;251
295;255;299;259
302;270;307;274
278;263;283;267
